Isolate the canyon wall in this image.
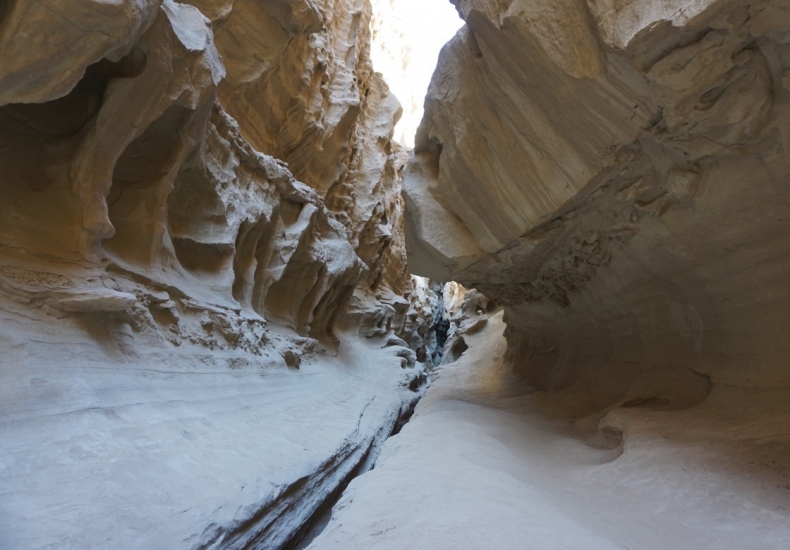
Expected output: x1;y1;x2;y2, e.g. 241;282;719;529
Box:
309;2;790;548
0;1;436;548
405;0;790;405
0;0;427;346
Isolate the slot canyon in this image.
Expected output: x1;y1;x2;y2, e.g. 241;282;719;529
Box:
2;0;790;548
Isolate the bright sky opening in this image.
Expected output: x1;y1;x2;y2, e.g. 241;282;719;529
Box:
370;0;464;147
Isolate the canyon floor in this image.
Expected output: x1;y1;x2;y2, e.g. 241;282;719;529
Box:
2;0;790;548
310;311;790;550
0;294;424;550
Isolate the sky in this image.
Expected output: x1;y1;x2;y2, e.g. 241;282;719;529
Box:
370;0;464;147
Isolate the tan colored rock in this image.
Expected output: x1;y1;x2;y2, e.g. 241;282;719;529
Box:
0;0;162;105
405;0;790;395
0;1;436;548
0;0;223;263
193;0;416;321
204;0;371;195
0;0;412;344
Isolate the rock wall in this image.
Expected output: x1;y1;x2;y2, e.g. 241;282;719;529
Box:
0;1;438;547
404;0;790;405
307;2;790;548
0;0;424;342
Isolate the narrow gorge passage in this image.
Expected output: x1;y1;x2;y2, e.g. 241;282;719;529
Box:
311;1;790;548
2;1;790;550
0;1;455;548
311;297;790;549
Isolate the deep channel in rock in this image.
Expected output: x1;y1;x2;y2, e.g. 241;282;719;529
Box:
0;1;445;548
3;1;790;549
309;1;790;549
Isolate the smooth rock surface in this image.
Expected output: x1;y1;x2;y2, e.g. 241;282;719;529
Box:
310;311;790;550
396;4;790;545
0;0;439;547
0;309;423;549
404;0;790;396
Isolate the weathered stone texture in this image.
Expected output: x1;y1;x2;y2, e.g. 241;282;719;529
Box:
405;0;790;396
0;1;436;548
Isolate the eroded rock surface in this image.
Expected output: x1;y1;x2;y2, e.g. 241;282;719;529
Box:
310;312;790;550
383;3;790;546
405;0;790;398
0;1;439;548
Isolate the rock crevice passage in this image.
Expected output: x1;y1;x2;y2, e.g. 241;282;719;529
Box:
313;0;790;548
309;308;790;550
3;0;790;548
0;0;441;548
404;0;790;402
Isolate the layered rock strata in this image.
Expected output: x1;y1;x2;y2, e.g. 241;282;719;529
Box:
0;0;437;547
405;0;790;401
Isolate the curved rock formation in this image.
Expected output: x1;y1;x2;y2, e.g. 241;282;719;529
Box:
0;0;419;340
378;5;790;546
405;0;790;400
7;0;790;547
309;308;790;550
0;1;439;548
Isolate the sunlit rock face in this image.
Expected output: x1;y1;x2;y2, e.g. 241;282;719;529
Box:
405;0;790;401
0;1;437;548
0;0;421;340
189;0;427;341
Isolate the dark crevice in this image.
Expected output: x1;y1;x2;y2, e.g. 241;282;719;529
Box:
285;443;375;550
390;398;419;437
434;318;450;357
0;61;106;141
103;103;193;265
431;283;449;366
449;336;468;362
408;372;429;393
229;289;443;548
284;399;422;550
0;1;11;27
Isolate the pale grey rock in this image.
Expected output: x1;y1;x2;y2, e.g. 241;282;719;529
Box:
0;0;429;548
404;0;790;393
310;313;790;550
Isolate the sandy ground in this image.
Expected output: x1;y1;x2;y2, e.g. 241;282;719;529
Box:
310;311;790;549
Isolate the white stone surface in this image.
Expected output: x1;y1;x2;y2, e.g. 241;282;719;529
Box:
0;298;425;549
0;0;437;547
310;311;790;550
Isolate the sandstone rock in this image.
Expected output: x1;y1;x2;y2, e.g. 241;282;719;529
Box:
310;312;790;550
0;0;414;342
51;290;138;313
0;0;433;547
405;0;790;396
0;0;162;105
192;0;419;332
